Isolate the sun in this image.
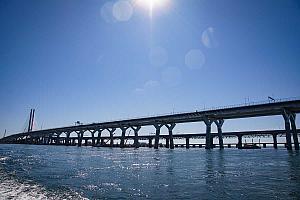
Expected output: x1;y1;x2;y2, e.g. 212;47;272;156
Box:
138;0;168;8
135;0;169;15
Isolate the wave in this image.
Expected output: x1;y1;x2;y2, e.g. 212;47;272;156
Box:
0;169;88;200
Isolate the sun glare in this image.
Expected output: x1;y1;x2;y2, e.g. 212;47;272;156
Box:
135;0;169;16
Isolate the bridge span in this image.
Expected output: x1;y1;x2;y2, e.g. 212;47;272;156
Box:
1;99;300;150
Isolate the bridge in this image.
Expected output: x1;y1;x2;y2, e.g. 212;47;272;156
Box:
1;99;300;150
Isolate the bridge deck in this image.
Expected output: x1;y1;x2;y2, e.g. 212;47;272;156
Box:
1;99;300;150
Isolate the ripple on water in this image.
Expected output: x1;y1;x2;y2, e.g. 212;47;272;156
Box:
0;145;300;199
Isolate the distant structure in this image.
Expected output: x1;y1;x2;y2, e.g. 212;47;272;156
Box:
1;99;300;151
27;109;35;132
3;129;6;138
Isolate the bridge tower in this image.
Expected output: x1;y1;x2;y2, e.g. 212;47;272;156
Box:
27;109;35;132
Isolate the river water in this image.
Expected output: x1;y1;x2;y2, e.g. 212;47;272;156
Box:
0;144;299;199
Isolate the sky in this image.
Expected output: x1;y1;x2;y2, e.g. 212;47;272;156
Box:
1;0;300;136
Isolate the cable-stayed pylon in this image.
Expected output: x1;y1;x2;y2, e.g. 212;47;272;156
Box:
27;109;35;132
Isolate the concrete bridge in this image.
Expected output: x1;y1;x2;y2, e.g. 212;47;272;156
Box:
1;99;300;150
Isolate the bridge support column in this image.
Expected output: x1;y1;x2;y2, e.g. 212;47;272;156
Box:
66;132;71;146
165;138;169;148
107;128;116;147
120;126;128;148
56;134;60;145
131;126;141;148
96;129;103;145
149;138;153;148
90;130;96;146
186;137;190;149
154;123;164;149
47;136;51;144
204;117;213;149
272;134;278;149
30;137;33;144
237;135;242;149
290;113;299;150
165;123;176;149
214;119;224;149
77;131;83;147
72;138;75;145
283;110;293;150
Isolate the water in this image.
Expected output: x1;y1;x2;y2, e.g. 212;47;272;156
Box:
0;144;299;200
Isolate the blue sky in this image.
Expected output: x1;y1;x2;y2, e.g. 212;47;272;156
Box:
1;0;300;135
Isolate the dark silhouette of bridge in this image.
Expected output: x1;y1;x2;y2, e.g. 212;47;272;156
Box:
1;99;300;150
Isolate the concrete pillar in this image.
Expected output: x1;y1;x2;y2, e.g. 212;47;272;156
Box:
91;130;96;146
131;126;141;148
72;138;75;145
165;123;176;149
66;132;70;146
237;135;242;149
47;136;51;144
56;134;60;145
283;110;292;150
186;137;190;149
290;113;299;150
101;138;105;146
43;137;46;145
154;123;164;149
165;138;170;148
107;128;116;147
96;129;103;145
149;138;153;148
272;134;278;149
214;119;224;149
120;127;128;148
204;117;213;149
77;131;83;147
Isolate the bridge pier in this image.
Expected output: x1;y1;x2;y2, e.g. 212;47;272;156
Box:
237;135;242;149
107;128;116;147
90;130;96;146
165;123;176;149
43;137;47;145
46;137;50;145
154;123;164;149
272;134;278;149
56;133;60;145
290;113;299;150
120;126;128;148
165;138;170;148
77;131;83;147
30;137;33;144
283;110;293;150
149;138;153;148
131;126;141;148
204;117;213;149
186;137;190;149
215;119;224;149
96;129;103;145
66;132;71;146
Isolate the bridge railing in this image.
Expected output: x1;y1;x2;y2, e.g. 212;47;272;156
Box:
96;96;300;124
